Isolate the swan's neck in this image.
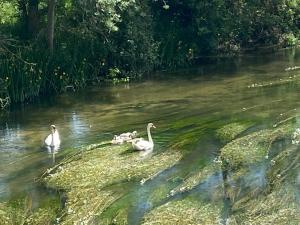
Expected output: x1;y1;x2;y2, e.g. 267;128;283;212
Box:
147;126;153;144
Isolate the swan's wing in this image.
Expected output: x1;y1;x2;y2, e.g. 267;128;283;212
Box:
120;132;131;138
54;132;61;145
133;140;151;150
45;132;61;146
120;132;133;141
128;137;143;143
45;134;52;146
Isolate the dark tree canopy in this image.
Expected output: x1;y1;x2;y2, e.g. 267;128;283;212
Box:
0;0;299;104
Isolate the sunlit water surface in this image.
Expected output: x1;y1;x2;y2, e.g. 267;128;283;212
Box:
0;48;299;222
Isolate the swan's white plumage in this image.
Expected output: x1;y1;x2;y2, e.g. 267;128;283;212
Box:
132;139;153;151
132;123;155;151
119;131;137;141
45;126;60;147
111;135;125;145
112;131;138;144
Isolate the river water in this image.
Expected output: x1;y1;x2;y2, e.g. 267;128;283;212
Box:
0;48;299;222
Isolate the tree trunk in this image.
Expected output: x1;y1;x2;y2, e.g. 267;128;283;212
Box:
47;0;56;53
28;0;39;36
18;0;39;39
17;0;28;38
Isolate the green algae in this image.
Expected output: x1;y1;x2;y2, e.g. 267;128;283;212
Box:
165;122;299;224
229;186;300;225
220;124;294;170
100;195;133;225
148;185;171;205
216;122;253;143
40;120;299;225
267;145;299;189
0;198;58;225
167;115;224;150
96;187;134;225
221;122;300;224
142;198;221;225
144;122;298;225
110;207;129;225
45;143;182;225
169;163;220;196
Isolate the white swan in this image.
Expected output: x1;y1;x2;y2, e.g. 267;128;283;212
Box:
111;135;125;145
111;131;138;144
45;125;61;147
119;131;138;141
132;123;156;151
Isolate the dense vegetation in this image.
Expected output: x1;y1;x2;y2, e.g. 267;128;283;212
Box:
0;0;299;104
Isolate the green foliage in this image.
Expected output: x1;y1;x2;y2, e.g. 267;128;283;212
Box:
0;0;299;103
0;1;18;25
0;0;160;103
283;33;300;46
151;0;299;64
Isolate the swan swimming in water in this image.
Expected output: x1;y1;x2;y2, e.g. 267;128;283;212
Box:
111;131;138;144
111;135;125;145
119;131;138;141
132;123;156;151
45;125;61;147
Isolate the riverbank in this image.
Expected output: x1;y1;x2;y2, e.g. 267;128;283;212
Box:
1;46;299;111
0;45;299;111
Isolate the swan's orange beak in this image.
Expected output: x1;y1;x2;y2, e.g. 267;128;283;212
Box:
152;125;156;129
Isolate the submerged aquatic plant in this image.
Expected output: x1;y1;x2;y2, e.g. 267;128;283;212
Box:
220;124;293;170
0;197;58;225
169;163;220;196
39;116;300;225
222;122;300;224
142;198;221;225
267;144;299;189
45;143;182;224
216;122;253;143
230;186;300;225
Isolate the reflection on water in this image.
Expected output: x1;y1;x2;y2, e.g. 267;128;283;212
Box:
139;150;153;160
45;146;60;164
0;49;300;217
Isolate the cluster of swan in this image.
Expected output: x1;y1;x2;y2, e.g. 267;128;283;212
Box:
44;123;156;151
111;131;138;144
112;123;156;151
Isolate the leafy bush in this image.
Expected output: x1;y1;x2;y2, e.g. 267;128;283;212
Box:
0;0;299;103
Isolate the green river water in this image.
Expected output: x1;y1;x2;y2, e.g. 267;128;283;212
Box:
0;48;299;224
